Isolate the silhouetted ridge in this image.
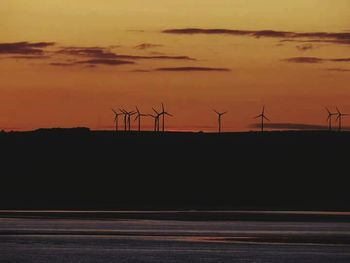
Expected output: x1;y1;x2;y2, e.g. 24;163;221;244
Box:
0;130;349;210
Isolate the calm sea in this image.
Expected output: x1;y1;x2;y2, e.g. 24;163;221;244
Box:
1;211;350;262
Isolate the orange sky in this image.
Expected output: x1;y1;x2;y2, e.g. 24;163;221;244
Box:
1;0;350;131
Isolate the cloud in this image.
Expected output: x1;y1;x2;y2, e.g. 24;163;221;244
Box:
57;47;117;58
57;46;195;60
330;58;350;62
250;123;328;130
284;57;323;63
326;68;350;72
282;39;350;45
296;44;314;51
130;69;152;72
155;67;230;72
163;28;292;38
163;28;350;45
119;55;195;60
75;59;135;66
10;55;50;59
284;57;350;64
134;43;163;50
50;62;74;67
0;42;55;55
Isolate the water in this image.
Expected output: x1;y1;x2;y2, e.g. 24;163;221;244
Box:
1;212;350;262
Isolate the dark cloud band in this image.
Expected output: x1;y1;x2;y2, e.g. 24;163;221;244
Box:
155;67;230;72
284;57;350;64
0;42;54;55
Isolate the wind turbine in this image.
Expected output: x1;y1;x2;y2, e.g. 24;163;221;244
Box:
148;111;160;132
134;106;148;131
213;110;227;133
152;108;162;132
159;103;173;132
336;107;348;131
254;106;270;132
119;109;128;131
120;109;136;131
325;107;337;131
112;109;123;131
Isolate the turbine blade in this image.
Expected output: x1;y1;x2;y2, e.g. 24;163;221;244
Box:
264;116;270;121
325;107;331;114
162;103;165;112
213;109;219;114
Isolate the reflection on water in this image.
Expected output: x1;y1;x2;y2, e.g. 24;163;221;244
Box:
1;212;350;263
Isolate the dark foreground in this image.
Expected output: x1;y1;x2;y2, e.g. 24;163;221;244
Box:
1;213;350;263
1;129;350;210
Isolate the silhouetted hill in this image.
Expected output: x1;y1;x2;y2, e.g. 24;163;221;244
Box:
0;129;349;211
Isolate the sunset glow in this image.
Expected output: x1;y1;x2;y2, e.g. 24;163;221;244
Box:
1;0;350;131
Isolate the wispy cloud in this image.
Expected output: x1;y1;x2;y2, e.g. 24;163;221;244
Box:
284;57;350;64
330;58;350;62
284;57;323;63
50;62;74;67
163;28;293;37
163;28;350;45
155;67;230;72
130;69;152;72
281;39;350;45
120;55;195;60
57;46;195;60
75;59;135;66
57;47;115;58
134;43;163;50
296;44;314;51
0;42;54;55
163;28;350;39
10;55;50;59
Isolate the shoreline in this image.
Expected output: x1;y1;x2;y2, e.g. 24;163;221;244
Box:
1;210;350;222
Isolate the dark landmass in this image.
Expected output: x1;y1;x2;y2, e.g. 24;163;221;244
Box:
0;128;349;211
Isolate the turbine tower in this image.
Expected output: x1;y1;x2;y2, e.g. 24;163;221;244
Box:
120;109;136;131
213;110;227;133
325;107;337;131
134;106;148;132
119;109;128;131
159;103;173;132
255;106;270;132
336;107;348;131
152;108;162;132
148;111;160;132
112;109;123;131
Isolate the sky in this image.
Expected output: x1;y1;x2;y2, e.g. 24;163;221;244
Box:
1;0;350;131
